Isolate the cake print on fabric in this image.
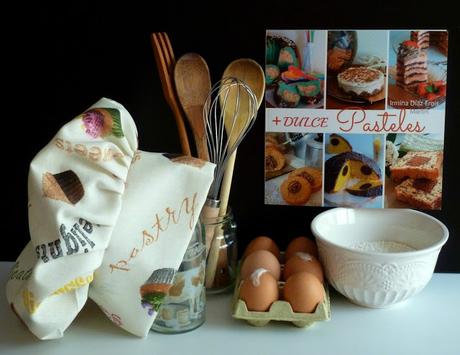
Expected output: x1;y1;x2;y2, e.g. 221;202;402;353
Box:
42;170;85;205
140;268;176;316
81;108;124;138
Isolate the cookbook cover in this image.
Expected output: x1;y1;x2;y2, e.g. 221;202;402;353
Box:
264;29;447;210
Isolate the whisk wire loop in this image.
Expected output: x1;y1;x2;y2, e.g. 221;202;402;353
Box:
204;77;258;200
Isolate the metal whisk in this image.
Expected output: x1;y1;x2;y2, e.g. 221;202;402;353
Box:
204;77;258;202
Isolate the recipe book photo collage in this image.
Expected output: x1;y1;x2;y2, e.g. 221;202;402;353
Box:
264;29;448;210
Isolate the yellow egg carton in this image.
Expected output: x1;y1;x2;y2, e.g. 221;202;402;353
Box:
231;278;331;327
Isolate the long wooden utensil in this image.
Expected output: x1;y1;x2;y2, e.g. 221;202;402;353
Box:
203;77;258;288
205;60;264;288
174;53;211;160
151;32;191;156
219;59;265;217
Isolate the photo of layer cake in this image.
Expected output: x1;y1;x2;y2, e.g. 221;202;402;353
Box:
396;40;428;89
384;134;444;210
326;30;387;110
42;170;85;205
265;30;326;109
323;133;385;208
388;30;448;110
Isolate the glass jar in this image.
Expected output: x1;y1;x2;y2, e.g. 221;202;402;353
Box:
201;209;237;294
151;222;206;333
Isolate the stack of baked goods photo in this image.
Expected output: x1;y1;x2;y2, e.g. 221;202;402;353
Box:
385;134;443;210
390;151;443;210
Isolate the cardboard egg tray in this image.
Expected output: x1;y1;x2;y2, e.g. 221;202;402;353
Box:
231;276;331;327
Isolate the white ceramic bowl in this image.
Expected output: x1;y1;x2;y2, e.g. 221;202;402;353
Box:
311;208;448;308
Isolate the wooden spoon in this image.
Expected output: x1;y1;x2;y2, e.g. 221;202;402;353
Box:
205;59;265;288
219;59;265;216
174;53;211;160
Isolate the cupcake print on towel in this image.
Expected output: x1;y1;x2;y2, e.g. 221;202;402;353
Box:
81;108;124;138
42;170;84;205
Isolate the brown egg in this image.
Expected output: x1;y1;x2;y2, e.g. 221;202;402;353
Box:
244;236;281;260
283;252;324;283
239;268;279;311
284;272;325;313
285;236;318;260
240;250;281;281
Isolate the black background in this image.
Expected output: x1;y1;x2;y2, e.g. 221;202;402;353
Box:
4;2;459;271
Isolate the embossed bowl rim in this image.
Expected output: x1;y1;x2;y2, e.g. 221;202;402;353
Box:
311;208;449;258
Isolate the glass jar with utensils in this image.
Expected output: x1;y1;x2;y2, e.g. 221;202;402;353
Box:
151;222;206;333
202;207;237;294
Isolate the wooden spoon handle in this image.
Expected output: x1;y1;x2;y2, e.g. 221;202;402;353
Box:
195;132;210;161
218;151;236;218
205;150;236;288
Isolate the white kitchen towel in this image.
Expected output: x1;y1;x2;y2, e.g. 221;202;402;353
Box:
90;152;214;337
5;98;215;339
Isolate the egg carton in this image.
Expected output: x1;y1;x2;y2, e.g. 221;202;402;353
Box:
232;280;331;327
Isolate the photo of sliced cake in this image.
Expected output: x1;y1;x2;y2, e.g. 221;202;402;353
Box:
337;67;385;98
324;151;381;193
390;151;443;181
42;170;85;205
323;133;385;208
394;176;442;210
396;40;428;90
388;30;448;110
385;134;444;210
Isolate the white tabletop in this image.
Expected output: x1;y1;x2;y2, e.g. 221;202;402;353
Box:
1;261;459;355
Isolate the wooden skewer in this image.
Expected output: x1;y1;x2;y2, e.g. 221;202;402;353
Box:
151;32;191;156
